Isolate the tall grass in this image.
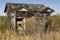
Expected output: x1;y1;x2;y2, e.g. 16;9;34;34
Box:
0;30;60;40
0;15;60;40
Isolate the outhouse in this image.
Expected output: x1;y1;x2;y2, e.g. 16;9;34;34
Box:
4;3;54;35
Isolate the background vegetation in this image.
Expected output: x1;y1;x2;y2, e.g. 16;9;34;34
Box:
0;14;60;40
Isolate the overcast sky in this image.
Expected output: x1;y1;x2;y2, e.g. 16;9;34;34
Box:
0;0;60;16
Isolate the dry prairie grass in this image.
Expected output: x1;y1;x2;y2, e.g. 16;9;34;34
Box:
0;29;60;40
0;15;60;40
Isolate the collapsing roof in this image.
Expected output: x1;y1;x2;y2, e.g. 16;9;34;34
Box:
4;3;54;13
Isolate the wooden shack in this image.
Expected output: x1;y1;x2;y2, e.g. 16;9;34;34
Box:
4;3;54;35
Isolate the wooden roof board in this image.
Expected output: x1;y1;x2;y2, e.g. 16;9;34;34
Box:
4;3;54;13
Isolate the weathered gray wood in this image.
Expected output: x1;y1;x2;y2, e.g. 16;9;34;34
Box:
4;3;54;37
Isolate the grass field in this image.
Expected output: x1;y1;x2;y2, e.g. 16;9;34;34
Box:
0;14;60;40
0;30;60;40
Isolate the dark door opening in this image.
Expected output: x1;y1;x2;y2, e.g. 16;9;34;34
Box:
16;18;23;21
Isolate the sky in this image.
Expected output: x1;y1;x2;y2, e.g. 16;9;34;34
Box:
0;0;60;16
